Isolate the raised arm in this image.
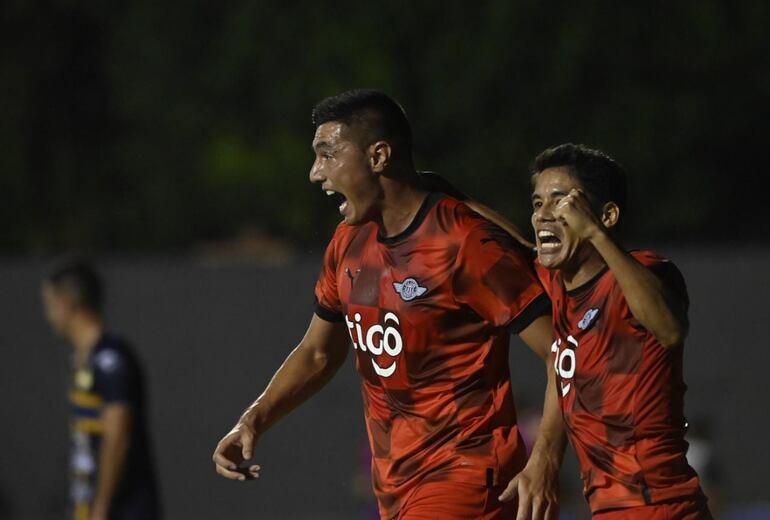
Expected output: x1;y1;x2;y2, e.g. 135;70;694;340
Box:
554;189;688;347
500;315;566;520
212;314;350;480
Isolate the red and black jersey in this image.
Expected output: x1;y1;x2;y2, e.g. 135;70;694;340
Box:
536;250;705;513
315;193;549;519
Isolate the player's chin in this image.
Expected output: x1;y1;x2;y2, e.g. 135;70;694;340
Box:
537;248;569;270
343;204;369;226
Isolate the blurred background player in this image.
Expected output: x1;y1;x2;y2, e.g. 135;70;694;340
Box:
41;260;160;520
213;89;565;519
529;144;711;519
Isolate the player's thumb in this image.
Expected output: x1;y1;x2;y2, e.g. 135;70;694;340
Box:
498;476;519;502
241;431;254;460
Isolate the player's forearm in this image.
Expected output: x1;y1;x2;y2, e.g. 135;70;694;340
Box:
242;342;347;434
92;424;130;516
590;232;687;346
528;363;566;468
464;200;535;250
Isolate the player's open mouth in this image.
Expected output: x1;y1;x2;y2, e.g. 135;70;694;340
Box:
325;189;348;215
537;229;562;252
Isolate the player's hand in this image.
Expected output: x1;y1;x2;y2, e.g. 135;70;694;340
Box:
553;189;603;242
212;419;261;481
498;456;559;520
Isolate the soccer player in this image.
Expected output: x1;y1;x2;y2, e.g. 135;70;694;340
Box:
529;144;711;519
212;90;565;519
41;260;160;520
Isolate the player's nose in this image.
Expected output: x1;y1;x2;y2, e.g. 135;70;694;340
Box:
533;204;554;222
309;160;324;184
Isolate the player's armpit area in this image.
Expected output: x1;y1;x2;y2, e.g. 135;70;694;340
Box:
509;292;551;335
517;315;556;360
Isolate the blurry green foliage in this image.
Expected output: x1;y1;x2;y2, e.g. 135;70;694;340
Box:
1;0;768;252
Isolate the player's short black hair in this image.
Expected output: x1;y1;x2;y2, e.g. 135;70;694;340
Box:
530;143;627;214
45;259;104;313
312;89;413;163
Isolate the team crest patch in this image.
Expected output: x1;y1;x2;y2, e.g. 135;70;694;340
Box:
95;349;121;373
393;278;427;301
578;308;600;330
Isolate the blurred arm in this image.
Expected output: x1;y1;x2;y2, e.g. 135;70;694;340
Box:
91;404;133;520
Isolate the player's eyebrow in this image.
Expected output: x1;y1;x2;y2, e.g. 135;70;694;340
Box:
312;140;333;152
549;189;570;198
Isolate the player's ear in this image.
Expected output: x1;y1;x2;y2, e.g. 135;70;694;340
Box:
601;201;620;229
368;141;391;174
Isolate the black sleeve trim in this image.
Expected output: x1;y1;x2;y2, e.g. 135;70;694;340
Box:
509;292;551;334
314;298;344;323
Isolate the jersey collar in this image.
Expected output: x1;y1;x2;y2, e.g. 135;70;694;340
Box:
377;192;442;245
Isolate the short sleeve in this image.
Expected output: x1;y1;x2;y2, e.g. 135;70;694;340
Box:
93;348;137;404
453;222;549;333
314;236;343;322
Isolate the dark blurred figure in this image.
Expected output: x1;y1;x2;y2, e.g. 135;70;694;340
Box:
41;260;160;520
685;418;723;516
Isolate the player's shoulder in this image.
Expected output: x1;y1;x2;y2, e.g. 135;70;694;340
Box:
630;249;676;268
432;195;507;241
92;333;135;375
329;219;376;244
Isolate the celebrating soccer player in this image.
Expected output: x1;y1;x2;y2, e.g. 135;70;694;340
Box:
213;90;565;519
529;144;711;519
41;260;161;520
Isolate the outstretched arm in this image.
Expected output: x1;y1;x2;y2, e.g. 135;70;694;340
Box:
500;315;566;520
212;314;350;480
554;189;688;347
417;171;535;249
464;200;535;250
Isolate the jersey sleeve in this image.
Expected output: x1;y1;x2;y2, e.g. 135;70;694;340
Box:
632;251;690;310
93;348;138;404
314;232;343;322
453;222;549;333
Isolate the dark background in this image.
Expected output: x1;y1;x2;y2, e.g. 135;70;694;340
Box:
1;1;769;519
1;252;769;519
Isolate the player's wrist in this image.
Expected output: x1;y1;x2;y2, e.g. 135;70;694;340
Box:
528;434;565;468
585;224;611;246
240;405;268;435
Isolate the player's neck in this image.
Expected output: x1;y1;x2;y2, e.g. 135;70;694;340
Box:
561;249;607;292
376;172;427;239
69;314;104;364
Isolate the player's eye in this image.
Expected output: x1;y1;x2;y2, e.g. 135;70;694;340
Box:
532;200;542;209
